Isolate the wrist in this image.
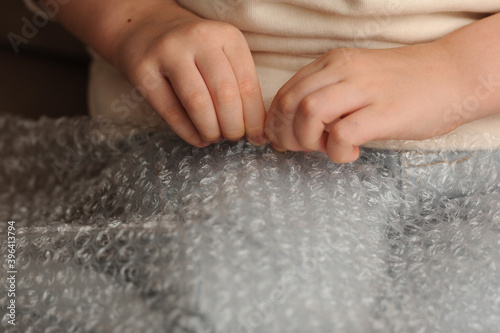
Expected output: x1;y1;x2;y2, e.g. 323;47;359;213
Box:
98;1;200;68
434;13;500;120
46;0;200;67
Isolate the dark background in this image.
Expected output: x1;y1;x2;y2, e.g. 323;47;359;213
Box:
0;0;90;118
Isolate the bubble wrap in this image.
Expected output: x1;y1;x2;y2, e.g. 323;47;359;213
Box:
1;115;500;333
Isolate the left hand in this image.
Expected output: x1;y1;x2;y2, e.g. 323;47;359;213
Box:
264;43;476;163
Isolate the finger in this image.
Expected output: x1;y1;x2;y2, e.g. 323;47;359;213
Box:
140;73;208;147
326;106;393;163
196;50;245;141
224;43;267;145
275;54;332;97
293;82;369;151
265;59;327;148
267;70;343;151
266;102;303;151
165;61;222;142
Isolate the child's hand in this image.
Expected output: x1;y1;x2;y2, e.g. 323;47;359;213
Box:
114;14;267;147
265;43;483;163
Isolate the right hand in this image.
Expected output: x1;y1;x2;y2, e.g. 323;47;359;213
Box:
112;13;267;147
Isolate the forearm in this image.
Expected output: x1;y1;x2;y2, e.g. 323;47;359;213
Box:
437;12;500;120
40;0;198;66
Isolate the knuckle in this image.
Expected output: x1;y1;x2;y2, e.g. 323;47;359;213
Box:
182;21;212;39
299;95;319;118
275;93;297;120
218;22;243;39
238;78;259;99
183;21;241;42
330;123;351;144
161;106;183;126
325;47;361;67
133;56;151;73
153;36;181;61
156;34;176;51
220;22;237;33
186;90;212;111
127;57;155;83
217;83;240;104
273;88;287;105
324;48;340;58
335;47;357;57
322;49;341;64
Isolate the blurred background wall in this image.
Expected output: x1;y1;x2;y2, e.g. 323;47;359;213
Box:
0;0;90;118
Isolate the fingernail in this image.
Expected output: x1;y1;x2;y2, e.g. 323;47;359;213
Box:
248;135;268;146
200;141;211;147
211;137;223;144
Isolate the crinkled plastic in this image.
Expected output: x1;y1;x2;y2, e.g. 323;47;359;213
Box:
1;115;499;333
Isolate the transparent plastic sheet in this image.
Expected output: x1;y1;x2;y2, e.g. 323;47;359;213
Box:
0;115;499;333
